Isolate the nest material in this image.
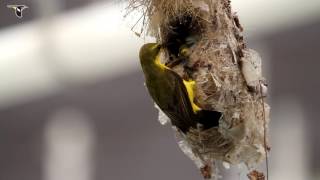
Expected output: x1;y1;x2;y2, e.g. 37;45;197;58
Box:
128;0;270;178
127;0;209;38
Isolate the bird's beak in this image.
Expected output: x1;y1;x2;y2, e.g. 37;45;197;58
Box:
152;44;161;51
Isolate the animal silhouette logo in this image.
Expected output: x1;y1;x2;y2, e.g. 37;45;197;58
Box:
7;5;28;19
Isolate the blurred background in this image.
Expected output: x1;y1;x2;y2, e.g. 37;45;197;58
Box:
0;0;319;180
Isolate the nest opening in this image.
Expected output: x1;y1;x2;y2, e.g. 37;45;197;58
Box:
163;13;203;59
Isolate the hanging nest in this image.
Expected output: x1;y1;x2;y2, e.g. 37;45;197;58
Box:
127;0;270;178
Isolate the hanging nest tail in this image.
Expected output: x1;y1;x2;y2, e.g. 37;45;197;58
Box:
127;0;271;179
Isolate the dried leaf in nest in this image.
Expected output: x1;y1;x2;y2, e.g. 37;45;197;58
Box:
200;164;212;179
247;170;265;180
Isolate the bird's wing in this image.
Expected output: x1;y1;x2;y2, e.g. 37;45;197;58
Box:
165;70;222;132
160;70;197;133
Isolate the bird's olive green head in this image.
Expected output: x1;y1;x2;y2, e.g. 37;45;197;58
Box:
139;43;161;65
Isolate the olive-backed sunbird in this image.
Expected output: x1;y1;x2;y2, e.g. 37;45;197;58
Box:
139;43;222;133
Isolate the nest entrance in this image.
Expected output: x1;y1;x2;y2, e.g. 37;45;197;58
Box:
163;13;203;59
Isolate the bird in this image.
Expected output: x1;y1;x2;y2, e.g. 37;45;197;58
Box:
139;43;222;133
7;5;28;19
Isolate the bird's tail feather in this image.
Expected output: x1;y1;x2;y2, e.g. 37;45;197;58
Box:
196;110;222;130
